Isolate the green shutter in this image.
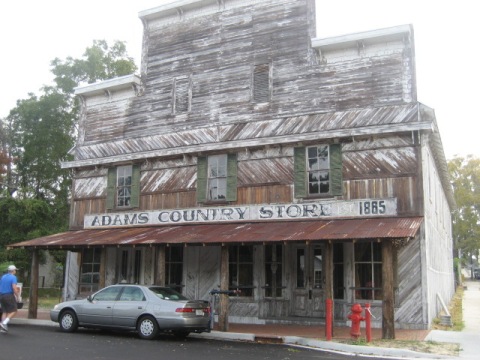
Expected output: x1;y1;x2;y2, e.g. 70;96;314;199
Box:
294;147;306;198
330;143;343;196
106;167;117;210
197;156;207;203
130;164;141;208
226;154;238;202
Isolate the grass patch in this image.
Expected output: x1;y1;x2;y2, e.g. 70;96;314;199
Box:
432;285;464;331
37;296;62;309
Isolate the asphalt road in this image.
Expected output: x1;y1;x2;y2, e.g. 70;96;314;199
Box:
0;324;357;360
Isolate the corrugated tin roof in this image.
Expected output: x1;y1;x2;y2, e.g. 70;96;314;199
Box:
9;217;423;250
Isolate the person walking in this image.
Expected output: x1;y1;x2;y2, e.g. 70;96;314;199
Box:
0;265;20;332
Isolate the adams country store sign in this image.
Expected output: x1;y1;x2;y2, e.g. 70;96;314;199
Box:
84;198;397;229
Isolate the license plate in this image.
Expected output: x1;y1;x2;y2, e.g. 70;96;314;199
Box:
196;310;204;316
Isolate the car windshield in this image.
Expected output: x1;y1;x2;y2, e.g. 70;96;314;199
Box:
148;287;188;301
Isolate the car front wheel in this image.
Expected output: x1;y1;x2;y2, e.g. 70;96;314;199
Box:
59;310;78;332
137;315;159;340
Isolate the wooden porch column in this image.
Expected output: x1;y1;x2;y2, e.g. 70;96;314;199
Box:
218;245;229;332
28;249;39;319
382;240;395;339
155;245;166;286
324;241;334;300
325;241;334;335
99;248;106;289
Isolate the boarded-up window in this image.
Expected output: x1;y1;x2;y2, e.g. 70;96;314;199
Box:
253;64;270;103
174;77;190;113
294;144;343;198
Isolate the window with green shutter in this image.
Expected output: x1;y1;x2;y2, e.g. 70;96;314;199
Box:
197;154;237;203
106;164;140;209
294;144;343;198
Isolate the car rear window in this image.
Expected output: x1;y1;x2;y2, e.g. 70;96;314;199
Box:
148;287;188;301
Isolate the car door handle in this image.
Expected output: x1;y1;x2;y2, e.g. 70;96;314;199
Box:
138;306;143;309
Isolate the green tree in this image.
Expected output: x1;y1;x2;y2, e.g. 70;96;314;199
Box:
51;39;137;94
7;89;74;200
0;197;64;279
1;40;137;274
448;155;480;273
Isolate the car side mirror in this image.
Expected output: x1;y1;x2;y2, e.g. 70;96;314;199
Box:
87;295;93;302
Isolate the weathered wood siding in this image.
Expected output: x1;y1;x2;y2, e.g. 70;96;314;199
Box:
395;236;426;328
69;0;416;166
421;142;455;325
62;0;454;330
71;134;423;227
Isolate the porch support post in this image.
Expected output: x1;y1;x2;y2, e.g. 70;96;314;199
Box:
155;245;166;286
219;245;229;332
325;241;334;300
99;248;106;289
382;240;395;339
325;241;334;335
28;249;39;319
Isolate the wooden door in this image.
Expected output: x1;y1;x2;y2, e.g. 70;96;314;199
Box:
292;244;325;317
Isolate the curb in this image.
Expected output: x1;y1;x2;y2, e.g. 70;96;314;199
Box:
16;319;456;359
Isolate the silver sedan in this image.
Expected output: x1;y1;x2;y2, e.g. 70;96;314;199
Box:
50;284;211;339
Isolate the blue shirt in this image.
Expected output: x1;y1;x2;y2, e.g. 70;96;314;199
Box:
0;273;17;294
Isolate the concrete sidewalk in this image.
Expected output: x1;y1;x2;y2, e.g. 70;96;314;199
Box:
426;280;480;360
12;281;480;359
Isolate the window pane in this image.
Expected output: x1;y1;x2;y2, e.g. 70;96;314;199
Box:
116;165;132;207
296;249;305;288
229;246;253;296
354;242;382;300
239;246;253;262
333;243;344;299
265;245;283;297
94;286;122;301
313;247;323;289
207;155;228;200
307;145;331;195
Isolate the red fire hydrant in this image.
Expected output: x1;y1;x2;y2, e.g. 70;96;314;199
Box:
348;303;365;339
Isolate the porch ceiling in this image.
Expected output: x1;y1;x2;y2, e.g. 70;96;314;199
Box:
8;217;423;250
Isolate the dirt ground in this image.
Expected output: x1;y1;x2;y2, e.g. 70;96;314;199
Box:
338;338;460;357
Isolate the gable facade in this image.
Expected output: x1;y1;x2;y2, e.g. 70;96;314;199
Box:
14;0;454;333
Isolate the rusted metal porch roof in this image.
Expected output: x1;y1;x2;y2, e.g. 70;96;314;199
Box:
9;217;423;250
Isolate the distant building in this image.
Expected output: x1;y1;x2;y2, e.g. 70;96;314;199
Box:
13;0;454;335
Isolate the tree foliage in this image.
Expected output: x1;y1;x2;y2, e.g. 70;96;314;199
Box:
448;155;480;263
0;39;137;273
51;40;137;94
7;89;74;200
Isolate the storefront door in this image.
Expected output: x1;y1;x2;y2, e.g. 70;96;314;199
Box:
117;248;143;284
292;244;325;317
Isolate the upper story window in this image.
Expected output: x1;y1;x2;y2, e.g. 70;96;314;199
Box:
307;145;331;195
107;164;140;210
197;154;237;203
173;77;191;114
208;154;227;200
294;144;343;198
253;63;271;103
117;165;132;207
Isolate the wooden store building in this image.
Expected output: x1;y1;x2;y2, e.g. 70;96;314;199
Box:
12;0;455;337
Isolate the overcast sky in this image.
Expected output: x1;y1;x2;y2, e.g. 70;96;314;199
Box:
1;0;478;159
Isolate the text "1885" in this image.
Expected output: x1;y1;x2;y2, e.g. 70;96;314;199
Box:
359;200;386;215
